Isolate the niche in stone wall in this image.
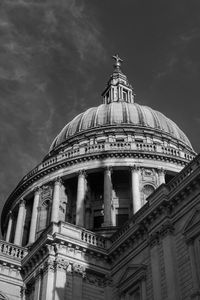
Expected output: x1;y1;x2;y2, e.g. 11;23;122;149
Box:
142;184;155;205
36;185;52;237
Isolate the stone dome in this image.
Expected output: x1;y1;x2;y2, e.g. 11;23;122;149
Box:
50;102;192;152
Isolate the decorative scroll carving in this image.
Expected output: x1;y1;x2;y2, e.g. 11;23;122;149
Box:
53;176;63;185
40;185;53;202
54;258;69;271
43;258;55;272
72;263;86;277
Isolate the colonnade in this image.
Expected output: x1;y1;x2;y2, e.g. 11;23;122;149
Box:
5;166;166;246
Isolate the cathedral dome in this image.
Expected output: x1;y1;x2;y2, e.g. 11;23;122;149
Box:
50;101;192;152
1;55;196;248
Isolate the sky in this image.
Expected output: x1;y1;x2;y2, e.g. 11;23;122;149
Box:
1;0;200;223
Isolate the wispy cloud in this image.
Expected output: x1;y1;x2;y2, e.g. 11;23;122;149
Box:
154;27;200;80
0;0;106;213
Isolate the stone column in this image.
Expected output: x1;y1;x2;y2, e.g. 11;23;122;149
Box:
76;171;86;227
28;187;41;244
158;168;166;185
6;211;13;242
72;264;85;300
54;258;69;300
149;235;162;300
41;260;55;300
51;177;62;223
103;167;112;226
131;165;141;213
161;223;180;299
14;199;26;246
188;240;200;299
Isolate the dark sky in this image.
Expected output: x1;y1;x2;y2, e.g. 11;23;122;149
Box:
1;0;200;220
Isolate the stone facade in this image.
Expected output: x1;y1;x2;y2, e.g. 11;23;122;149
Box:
0;57;199;299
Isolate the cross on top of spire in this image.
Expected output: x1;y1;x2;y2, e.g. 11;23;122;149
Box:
112;54;123;71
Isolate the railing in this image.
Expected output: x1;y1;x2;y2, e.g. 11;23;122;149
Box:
161;146;180;156
81;230;106;248
57;221;107;249
85;144;105;153
109;142;131;150
22;142;193;182
136;143;156;152
0;240;28;260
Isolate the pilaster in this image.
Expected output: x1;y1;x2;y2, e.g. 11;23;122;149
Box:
72;264;85;300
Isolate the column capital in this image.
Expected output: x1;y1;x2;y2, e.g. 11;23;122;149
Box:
19;198;26;207
78;169;86;177
104;166;112;173
53;176;63;185
130;164;140;172
33;186;41;194
8;210;12;217
158;167;166;174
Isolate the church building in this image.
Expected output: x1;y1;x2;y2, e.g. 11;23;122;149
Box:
0;56;200;300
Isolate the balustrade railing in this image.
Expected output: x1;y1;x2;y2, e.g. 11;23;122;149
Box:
22;141;192;182
81;230;106;248
0;240;28;260
136;143;156;152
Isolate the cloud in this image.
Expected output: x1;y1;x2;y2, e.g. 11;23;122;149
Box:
0;0;107;216
154;27;200;81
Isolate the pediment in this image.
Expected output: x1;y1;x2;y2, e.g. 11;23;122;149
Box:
118;264;146;287
183;207;200;239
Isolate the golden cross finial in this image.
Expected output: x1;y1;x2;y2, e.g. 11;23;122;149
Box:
112;54;123;70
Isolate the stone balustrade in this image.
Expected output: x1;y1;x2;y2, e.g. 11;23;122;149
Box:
0;240;28;260
21;141;193;183
81;230;106;248
45;221;108;250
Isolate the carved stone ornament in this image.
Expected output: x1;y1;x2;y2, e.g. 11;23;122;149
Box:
54;258;69;271
84;273;107;287
33;186;41;194
130;164;140;172
54;176;63;185
72;263;86;277
40;185;52;201
43;258;55;272
160;221;174;237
